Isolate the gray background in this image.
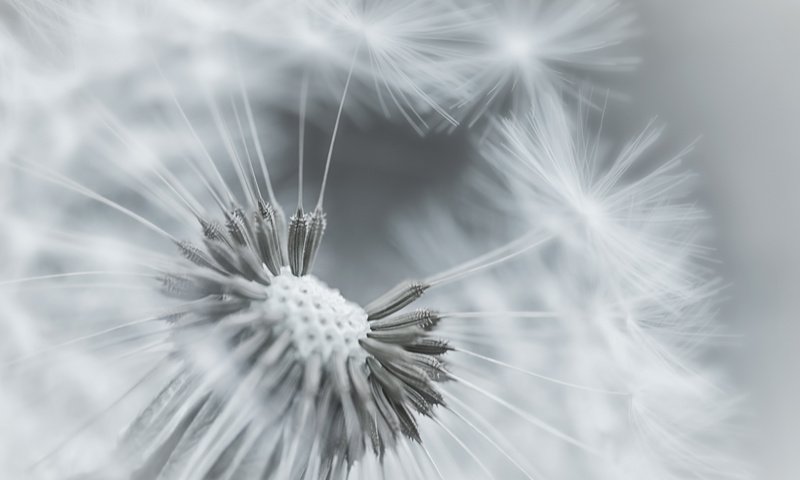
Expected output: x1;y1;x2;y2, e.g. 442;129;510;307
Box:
628;2;799;479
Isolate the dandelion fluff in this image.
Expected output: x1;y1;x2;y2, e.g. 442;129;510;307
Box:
0;1;750;480
0;84;562;479
483;93;707;302
464;97;751;478
451;0;637;125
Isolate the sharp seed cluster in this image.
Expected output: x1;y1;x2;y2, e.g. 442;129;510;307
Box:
263;268;369;361
139;199;449;477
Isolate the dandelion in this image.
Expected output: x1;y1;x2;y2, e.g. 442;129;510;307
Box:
270;0;479;133
1;78;562;478
0;1;749;480
475;95;750;478
451;0;637;125
482;93;707;301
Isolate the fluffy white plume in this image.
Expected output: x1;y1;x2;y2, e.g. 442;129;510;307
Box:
0;1;749;479
450;0;637;126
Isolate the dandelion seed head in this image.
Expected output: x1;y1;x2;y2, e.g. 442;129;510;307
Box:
261;268;370;360
131;190;456;477
577;197;608;230
500;31;538;62
0;1;749;479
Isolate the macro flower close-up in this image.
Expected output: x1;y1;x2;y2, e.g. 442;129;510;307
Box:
2;1;797;479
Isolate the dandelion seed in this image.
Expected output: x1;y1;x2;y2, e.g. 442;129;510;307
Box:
483;94;706;302
452;0;638;125
260;0;478;132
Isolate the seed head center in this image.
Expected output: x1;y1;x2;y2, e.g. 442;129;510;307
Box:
261;268;370;361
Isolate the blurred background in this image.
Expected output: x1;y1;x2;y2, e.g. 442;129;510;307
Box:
626;2;800;479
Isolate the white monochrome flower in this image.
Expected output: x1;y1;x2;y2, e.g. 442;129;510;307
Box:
0;1;750;480
0;96;555;479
